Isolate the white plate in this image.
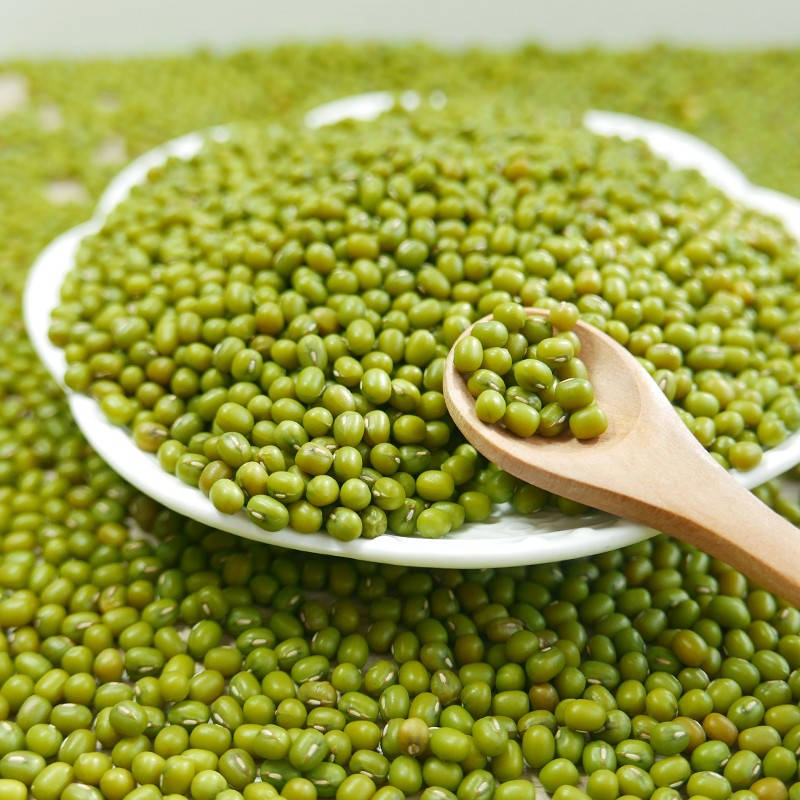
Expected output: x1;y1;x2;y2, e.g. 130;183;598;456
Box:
23;92;800;568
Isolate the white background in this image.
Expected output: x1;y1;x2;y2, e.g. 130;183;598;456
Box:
1;0;799;57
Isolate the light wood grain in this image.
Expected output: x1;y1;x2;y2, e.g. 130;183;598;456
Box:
443;309;800;605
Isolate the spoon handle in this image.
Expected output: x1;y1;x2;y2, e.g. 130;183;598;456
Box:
481;408;800;605
611;453;800;607
678;483;800;605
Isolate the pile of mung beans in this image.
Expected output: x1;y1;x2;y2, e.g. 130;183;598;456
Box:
2;41;800;800
48;109;800;539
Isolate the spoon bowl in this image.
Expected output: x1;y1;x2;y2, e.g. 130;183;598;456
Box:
444;309;800;605
446;310;645;472
23;92;800;567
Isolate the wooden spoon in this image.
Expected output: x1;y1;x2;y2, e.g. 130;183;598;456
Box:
443;309;800;605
